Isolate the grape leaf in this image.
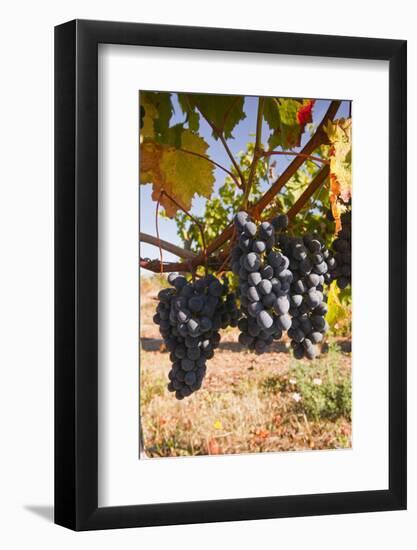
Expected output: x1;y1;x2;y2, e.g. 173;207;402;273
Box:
178;93;246;139
177;94;200;132
160;123;185;148
139;96;158;140
140;130;215;218
324;118;352;232
326;280;350;333
141;92;172;132
140;92;185;148
263;98;315;150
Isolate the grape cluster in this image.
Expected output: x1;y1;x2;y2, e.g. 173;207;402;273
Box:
278;234;331;360
330;210;351;289
231;211;292;354
153;273;238;399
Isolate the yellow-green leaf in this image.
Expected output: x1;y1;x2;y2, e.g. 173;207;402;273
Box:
140;131;215;218
326;280;350;332
140;97;158;140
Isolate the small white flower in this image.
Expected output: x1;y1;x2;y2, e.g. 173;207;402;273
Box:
313;378;322;386
292;392;302;403
289;378;297;385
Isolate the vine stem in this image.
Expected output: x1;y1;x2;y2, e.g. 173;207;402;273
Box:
216;227;237;274
242;96;264;210
139;231;197;260
287;165;330;220
262;150;329;165
155;192;163;274
159;188;208;273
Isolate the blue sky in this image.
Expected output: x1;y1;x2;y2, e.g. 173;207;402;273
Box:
140;95;350;264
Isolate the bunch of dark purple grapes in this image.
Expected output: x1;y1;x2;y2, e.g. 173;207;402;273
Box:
153;273;239;399
278;234;332;360
330;210;351;289
231;211;292;355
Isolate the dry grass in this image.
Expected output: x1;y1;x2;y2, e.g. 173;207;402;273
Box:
140;275;352;458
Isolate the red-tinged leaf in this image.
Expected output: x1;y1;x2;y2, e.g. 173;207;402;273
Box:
296;99;315;126
264;98;316;150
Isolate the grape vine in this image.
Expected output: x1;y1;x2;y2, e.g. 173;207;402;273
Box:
141;91;352;399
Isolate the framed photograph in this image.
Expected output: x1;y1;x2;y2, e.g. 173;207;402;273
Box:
55;19;407;531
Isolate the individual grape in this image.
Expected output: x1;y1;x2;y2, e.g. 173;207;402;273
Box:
248;301;263;317
311;315;326;331
243;252;261;272
184;371;197;386
238;332;254;346
293;243;307;261
277;313;292;331
260;265;274;280
252;240;266;254
248;272;262;286
209;279;224;296
188;295;205;313
276;295;291;314
309;332;323;344
262;293;276;308
258;279;272;296
255;339;267;354
243;220;257;237
271;278;281;294
271;214;289;230
177;309;191;323
257;310;274;330
238;234;252;252
259;221;274;240
234;211;249;231
172;276;187;290
267;251;284;269
290;294;303;308
187;347;201;360
278;269;293;284
247;286;261;302
293;344;305;360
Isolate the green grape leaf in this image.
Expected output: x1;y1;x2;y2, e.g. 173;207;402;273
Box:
140;91;186;147
263;98;314;150
179;93;246;139
140;131;215;218
159;123;184;148
142;92;172;134
139;96;158;139
177;94;201;132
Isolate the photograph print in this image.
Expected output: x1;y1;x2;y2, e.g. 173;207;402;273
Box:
139;91;352;459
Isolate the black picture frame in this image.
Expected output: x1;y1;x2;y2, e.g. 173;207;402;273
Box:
55;19;407;531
